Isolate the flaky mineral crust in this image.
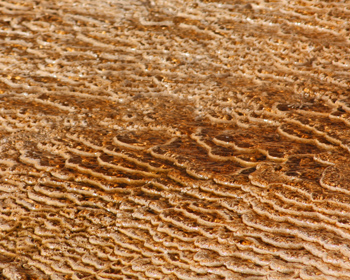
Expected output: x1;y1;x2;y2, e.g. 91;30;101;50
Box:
0;0;350;279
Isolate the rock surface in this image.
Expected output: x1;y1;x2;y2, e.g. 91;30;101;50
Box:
0;0;350;279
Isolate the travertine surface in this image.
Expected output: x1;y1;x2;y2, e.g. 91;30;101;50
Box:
0;0;350;279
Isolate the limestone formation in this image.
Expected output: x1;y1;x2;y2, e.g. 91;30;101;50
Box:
0;0;350;279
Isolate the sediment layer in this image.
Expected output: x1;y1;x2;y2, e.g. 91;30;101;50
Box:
0;0;350;279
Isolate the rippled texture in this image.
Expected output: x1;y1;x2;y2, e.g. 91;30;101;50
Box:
0;0;350;279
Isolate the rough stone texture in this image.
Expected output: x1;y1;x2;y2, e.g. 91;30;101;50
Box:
0;0;350;279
